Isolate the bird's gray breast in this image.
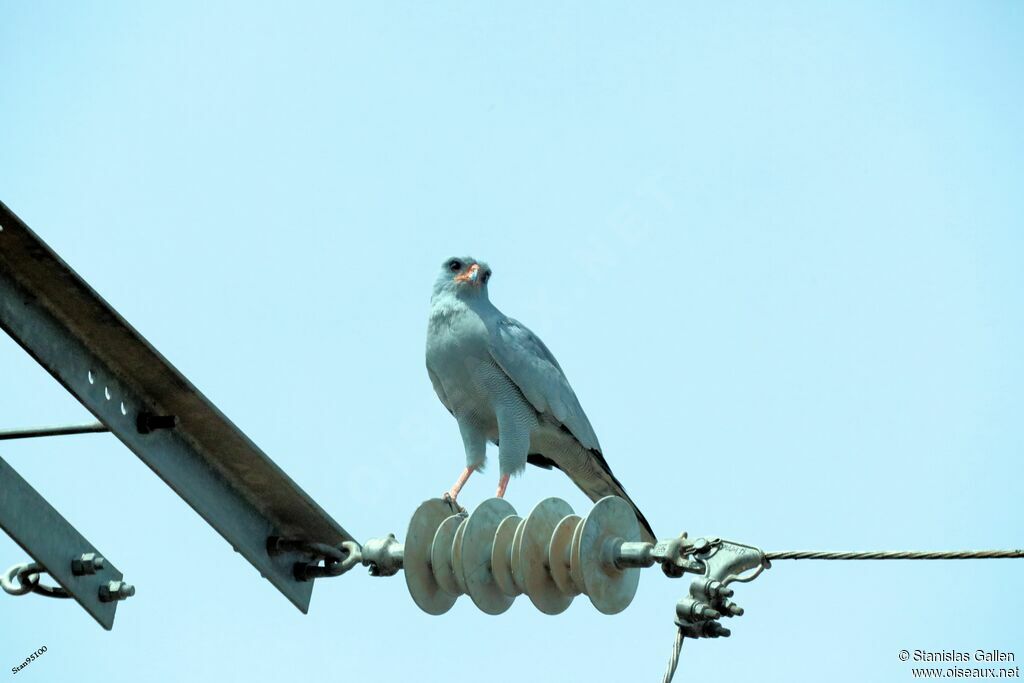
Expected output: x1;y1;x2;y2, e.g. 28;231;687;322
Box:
426;304;503;421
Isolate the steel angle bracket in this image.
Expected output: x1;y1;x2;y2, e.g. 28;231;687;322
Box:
0;456;125;629
0;201;354;613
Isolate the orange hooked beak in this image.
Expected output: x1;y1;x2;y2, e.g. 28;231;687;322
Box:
454;263;481;284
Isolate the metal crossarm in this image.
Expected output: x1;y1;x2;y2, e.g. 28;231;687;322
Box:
0;201;354;613
0;456;126;629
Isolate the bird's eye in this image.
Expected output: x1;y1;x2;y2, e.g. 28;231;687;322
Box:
448;260;462;272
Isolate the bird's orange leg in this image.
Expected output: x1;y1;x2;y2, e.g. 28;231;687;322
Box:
446;466;474;502
495;473;510;498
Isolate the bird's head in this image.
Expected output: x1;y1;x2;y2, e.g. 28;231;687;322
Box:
432;256;492;301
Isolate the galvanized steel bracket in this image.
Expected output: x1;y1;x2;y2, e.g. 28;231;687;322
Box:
0;456;129;629
0;201;355;616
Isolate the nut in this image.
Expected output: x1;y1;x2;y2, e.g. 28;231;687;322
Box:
71;553;105;576
99;580;135;602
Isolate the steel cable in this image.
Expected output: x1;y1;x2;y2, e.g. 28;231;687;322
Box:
766;549;1024;561
661;546;1023;682
661;628;683;683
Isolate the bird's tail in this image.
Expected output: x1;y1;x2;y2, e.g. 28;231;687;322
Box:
575;449;657;544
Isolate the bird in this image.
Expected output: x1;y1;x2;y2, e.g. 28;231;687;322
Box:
425;256;656;543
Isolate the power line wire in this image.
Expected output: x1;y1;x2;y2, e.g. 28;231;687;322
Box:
661;628;683;683
766;549;1024;561
661;546;1024;683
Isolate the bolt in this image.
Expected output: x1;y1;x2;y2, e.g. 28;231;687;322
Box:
711;623;731;638
706;579;734;599
677;597;713;622
726;602;744;616
678;596;726;622
137;412;177;434
99;580;135;602
293;562;317;582
71;553;105;576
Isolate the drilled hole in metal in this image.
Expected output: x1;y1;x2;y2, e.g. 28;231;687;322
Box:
104;386;111;400
120;402;127;416
88;370;95;384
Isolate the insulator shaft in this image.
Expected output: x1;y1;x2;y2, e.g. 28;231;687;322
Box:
400;496;645;615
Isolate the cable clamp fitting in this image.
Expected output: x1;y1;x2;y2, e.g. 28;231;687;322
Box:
673;538;768;640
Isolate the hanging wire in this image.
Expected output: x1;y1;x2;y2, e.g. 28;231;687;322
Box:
661;628;683;683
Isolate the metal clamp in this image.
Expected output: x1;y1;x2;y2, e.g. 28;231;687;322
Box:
360;534;403;577
672;538;768;639
650;533;707;577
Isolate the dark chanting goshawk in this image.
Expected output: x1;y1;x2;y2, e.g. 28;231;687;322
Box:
425;256;656;543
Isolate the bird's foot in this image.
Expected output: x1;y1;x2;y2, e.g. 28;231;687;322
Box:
495;474;510;499
442;492;466;514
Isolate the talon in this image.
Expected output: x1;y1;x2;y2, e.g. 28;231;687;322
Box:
444;466;474;511
442;492;465;514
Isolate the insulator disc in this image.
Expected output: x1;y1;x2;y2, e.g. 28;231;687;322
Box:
491;515;522;598
514;497;575;615
451;517;469;594
510;515;527;593
431;515;465;597
548;514;582;597
579;496;641;615
461;498;518;615
569;518;585;593
405;499;460;615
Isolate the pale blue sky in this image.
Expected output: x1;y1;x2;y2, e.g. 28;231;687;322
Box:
2;3;1022;681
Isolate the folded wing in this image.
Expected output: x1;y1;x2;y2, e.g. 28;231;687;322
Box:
487;317;600;451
